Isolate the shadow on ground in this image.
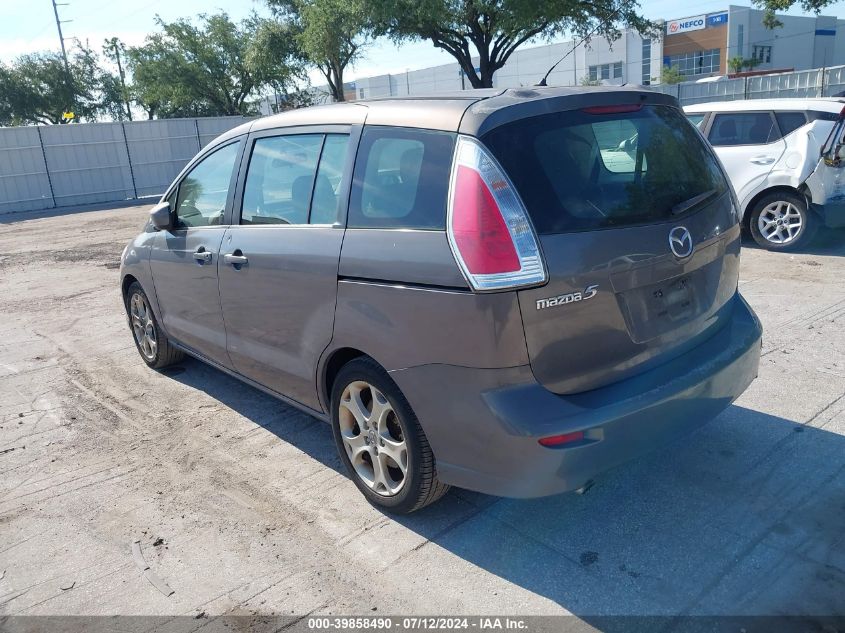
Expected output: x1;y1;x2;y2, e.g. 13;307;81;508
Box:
163;358;845;621
741;226;845;256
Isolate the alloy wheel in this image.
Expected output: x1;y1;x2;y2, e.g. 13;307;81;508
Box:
130;292;157;361
758;201;803;245
338;380;408;496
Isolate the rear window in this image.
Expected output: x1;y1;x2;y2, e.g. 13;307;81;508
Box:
482;105;728;234
348;126;455;230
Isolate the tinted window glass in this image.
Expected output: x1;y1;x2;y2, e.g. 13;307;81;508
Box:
310;134;350;225
174;142;240;228
775;111;807;136
349;127;455;230
708;112;779;146
483;105;728;234
809;110;839;122
241;134;322;225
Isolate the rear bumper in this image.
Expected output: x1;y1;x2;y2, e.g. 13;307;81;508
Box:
811;201;845;228
390;293;762;498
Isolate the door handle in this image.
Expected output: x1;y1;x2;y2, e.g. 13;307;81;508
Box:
750;156;776;165
224;252;248;266
192;249;212;262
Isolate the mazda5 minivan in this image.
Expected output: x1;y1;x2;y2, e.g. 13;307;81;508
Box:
121;87;763;513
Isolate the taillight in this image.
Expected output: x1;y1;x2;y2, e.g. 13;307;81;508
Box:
446;136;546;291
582;104;642;115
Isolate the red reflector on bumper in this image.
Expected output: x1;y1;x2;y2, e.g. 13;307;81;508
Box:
538;431;585;447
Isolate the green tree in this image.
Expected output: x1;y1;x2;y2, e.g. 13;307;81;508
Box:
0;44;102;125
753;0;833;28
371;0;656;89
728;55;744;73
268;0;372;102
661;65;683;84
743;56;762;70
128;12;301;118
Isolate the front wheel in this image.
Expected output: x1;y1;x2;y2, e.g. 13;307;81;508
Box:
125;282;184;369
748;192;817;251
330;357;449;513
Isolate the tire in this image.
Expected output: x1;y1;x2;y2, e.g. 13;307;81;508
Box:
330;357;450;513
124;281;184;369
748;191;817;251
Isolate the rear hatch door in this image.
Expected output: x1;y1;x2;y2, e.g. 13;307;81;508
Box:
482;102;741;394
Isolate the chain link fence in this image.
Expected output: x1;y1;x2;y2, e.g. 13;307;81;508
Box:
0;116;246;215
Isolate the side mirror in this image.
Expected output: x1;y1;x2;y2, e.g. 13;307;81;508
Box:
150;201;173;231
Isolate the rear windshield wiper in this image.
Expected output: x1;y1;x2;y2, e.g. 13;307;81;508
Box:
671;189;719;216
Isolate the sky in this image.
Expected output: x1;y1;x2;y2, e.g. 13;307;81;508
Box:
1;0;843;83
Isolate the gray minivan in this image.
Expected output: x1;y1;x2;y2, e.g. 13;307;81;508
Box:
120;87;763;513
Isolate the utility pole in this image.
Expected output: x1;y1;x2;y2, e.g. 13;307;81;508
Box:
51;0;74;118
108;38;133;121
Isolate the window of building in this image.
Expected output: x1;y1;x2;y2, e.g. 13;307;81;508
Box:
752;45;772;64
642;39;652;85
588;62;624;82
348;127;456;230
664;48;721;77
738;25;744;57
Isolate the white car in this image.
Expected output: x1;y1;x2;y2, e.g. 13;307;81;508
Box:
684;99;845;251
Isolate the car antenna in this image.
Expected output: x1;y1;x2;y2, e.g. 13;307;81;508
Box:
536;5;626;87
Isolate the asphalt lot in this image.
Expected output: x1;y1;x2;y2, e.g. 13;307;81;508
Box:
0;203;843;621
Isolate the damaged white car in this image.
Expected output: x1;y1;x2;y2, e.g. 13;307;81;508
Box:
685;99;845;251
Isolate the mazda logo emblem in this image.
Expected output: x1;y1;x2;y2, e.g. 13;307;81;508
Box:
669;226;693;258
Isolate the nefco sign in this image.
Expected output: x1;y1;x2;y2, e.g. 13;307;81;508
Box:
666;15;706;34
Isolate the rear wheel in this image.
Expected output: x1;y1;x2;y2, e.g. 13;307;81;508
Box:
749;192;817;251
125;282;184;369
330;357;449;513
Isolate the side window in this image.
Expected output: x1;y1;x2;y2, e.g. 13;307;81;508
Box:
686;113;706;129
708;113;780;147
174;142;240;228
310;134;350;225
241;134;323;225
349;127;455;230
775;111;808;137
